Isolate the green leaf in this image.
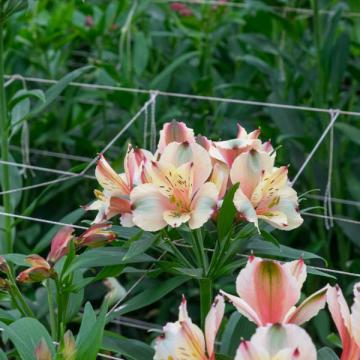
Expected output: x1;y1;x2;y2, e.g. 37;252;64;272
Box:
0;318;55;360
133;32;149;76
12;65;94;127
102;331;154;360
335;123;360;146
76;301;108;360
123;233;157;261
317;347;340;360
260;230;280;248
3;253;27;266
107;276;188;320
217;183;239;239
9;89;46;109
64;247;153;275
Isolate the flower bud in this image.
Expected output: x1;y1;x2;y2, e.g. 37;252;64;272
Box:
77;224;116;248
35;338;52;360
17;255;53;284
0;256;9;273
63;330;77;360
0;277;9;291
47;226;74;264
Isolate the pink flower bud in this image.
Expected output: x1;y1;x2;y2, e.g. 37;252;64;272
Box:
85;16;94;27
77;224;116;248
63;330;77;360
35;338;52;360
0;256;9;273
47;226;74;264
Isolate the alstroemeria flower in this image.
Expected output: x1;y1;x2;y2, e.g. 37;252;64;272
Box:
17;255;54;284
235;324;317;360
131;142;218;231
327;283;360;360
209;124;272;167
156;120;195;156
221;257;327;326
154;295;224;360
85;145;152;225
47;226;74;264
230;149;303;230
76;224;116;248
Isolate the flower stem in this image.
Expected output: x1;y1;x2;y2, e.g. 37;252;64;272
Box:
47;279;57;339
199;277;212;330
0;2;13;253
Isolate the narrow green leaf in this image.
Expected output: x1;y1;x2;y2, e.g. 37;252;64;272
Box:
317;347;340;360
123;234;157;261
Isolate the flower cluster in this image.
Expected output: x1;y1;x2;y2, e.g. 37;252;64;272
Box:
154;256;360;359
86;121;303;232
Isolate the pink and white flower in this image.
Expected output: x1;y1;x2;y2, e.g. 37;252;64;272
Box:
221;256;327;326
327;283;360;360
85;145;152;225
230;149;303;230
131;142;218;231
235;324;317;360
154;295;224;360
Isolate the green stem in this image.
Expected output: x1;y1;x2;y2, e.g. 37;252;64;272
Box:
199;277;212;330
8;288;27;317
7;270;34;317
55;277;65;341
0;3;13;253
47;280;57;339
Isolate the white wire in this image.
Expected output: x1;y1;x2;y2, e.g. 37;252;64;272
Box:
324;125;334;229
9;145;93;162
302;212;360;226
291;110;341;185
307;194;360;207
0;159;96;179
156;0;360;17
4;74;360;116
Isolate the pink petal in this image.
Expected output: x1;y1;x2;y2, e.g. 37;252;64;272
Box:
351;283;360;348
235;340;269;360
205;295;225;359
236;257;300;325
283;259;307;290
189;182;218;229
285;286;328;325
157;120;195;154
47;226;74;264
210;162;229;199
130;183;172;231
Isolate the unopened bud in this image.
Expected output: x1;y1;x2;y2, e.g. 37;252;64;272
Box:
35;338;52;360
17;266;53;284
77;224;116;248
0;256;9;273
47;226;74;264
63;330;77;360
0;277;9;291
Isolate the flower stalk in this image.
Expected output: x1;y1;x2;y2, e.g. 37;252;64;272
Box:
199;277;212;329
0;1;13;253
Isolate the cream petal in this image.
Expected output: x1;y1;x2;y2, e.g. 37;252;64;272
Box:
95;155;129;194
250;324;316;360
230;150;274;199
233;187;258;229
351;283;360;348
235;340;270;360
120;213;134;227
284;286;328;325
160;142;212;193
189;182;218;229
283;259;307;291
220;290;262;326
205;295;225;359
210;162;229;199
235;257;300;325
163;210;191;228
130;184;171;231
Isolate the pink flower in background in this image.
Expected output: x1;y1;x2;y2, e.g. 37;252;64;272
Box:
230;149;303;230
327;283;360;360
170;2;193;17
154;295;224;360
131;142;218;231
47;226;74;264
76;223;116;248
221;257;327;326
235;324;317;360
